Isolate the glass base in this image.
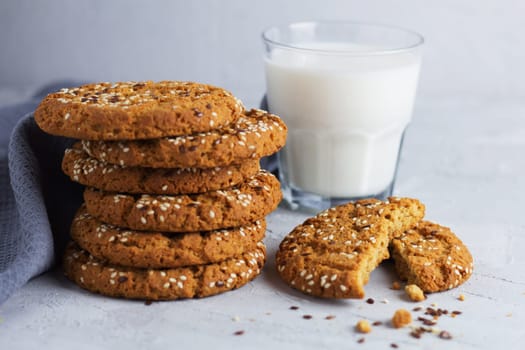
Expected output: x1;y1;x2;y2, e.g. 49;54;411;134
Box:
279;182;394;214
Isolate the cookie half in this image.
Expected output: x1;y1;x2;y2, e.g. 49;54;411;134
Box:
276;197;425;299
35;81;244;140
80;109;287;168
63;241;266;300
71;205;266;268
390;221;473;292
83;170;282;232
62;147;260;194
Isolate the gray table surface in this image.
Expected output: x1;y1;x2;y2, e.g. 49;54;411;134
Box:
1;93;524;349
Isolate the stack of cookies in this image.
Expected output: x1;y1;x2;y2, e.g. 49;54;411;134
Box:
35;81;287;300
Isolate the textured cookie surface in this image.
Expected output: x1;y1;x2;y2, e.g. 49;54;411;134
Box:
390;221;473;292
81;109;287;168
83;171;282;232
62;147;260;194
276;197;425;299
35;81;244;140
71;205;266;268
63;241;266;300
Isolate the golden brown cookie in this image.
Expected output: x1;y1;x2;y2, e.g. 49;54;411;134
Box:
62;147;260;194
63;241;266;300
80;109;287;168
275;197;425;299
35;81;244;140
83;170;282;232
389;221;473;292
71;205;266;268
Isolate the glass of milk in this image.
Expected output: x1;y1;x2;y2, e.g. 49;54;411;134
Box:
262;21;423;211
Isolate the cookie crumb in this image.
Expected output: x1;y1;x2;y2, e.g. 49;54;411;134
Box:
417;316;436;326
392;309;412;328
232;316;240;322
439;330;452;340
410;329;423;339
392;281;402;290
356;319;371;333
458;294;465;301
405;284;426;302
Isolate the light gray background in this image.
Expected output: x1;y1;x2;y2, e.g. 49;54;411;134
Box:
2;2;525;349
1;0;524;107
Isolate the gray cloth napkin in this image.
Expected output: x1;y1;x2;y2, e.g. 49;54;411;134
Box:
0;83;84;305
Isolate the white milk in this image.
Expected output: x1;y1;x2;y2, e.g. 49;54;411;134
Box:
265;43;421;197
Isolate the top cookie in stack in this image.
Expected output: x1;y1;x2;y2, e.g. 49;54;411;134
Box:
35;81;245;140
35;81;287;301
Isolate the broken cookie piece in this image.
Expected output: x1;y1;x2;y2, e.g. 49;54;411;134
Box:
390;221;473;293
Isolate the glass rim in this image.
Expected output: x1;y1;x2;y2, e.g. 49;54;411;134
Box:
262;20;424;56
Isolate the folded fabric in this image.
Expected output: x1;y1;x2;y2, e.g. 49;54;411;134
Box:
0;111;82;305
0;81;86;305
